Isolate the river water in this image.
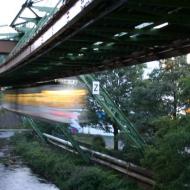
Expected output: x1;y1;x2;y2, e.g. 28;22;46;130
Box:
0;132;60;190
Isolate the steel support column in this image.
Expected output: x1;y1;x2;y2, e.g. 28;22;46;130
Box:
22;116;45;143
55;124;90;163
79;74;145;151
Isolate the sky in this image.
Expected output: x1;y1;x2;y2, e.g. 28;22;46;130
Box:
143;61;159;79
0;0;25;33
0;0;57;34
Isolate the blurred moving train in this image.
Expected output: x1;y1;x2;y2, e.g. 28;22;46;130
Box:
2;78;89;125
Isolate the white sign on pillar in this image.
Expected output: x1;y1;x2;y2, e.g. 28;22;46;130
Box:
92;81;100;95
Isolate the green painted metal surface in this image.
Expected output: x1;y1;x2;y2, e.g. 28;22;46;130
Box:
56;124;90;162
9;0;64;56
22;116;90;162
79;74;145;151
0;0;189;86
22;116;46;143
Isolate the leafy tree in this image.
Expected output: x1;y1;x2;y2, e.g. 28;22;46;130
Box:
179;77;190;114
94;65;145;113
148;56;190;118
129;79;167;126
142;116;190;190
85;55;190;150
86;64;145;150
129;56;190;138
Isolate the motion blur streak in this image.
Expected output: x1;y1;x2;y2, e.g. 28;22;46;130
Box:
2;79;90;124
4;89;87;108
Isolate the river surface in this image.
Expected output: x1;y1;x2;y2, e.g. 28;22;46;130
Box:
0;132;60;190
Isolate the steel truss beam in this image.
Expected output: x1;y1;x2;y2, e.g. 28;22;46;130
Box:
0;0;190;86
22;116;45;143
21;116;89;162
79;74;145;152
55;124;90;162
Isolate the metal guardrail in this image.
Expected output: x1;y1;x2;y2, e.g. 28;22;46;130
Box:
44;133;155;187
0;129;32;132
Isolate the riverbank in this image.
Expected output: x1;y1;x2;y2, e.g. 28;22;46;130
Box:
12;133;141;190
0;132;59;190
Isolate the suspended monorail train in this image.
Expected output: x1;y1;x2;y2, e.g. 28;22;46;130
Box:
2;78;89;124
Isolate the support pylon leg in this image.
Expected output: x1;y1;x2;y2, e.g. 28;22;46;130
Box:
79;74;145;152
56;124;90;163
22;116;46;143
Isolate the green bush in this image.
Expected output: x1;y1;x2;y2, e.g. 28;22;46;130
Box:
92;135;106;149
121;145;142;165
141;116;190;190
12;135;140;190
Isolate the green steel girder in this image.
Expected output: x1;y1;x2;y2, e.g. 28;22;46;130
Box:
12;19;39;29
127;0;190;8
10;0;61;35
11;2;40;32
55;124;90;163
103;15;190;27
9;0;64;52
66;28;183;46
0;0;190;86
32;5;58;13
79;74;146;151
85;26;190;39
22;116;46;143
63;39;139;53
14;26;33;33
126;4;186;19
28;7;41;18
35;56;99;66
19;17;40;23
65;37;165;53
22;115;89;162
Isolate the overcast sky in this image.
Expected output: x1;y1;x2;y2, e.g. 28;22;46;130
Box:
0;0;25;32
0;0;56;33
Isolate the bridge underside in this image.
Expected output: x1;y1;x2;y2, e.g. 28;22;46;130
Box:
0;0;190;86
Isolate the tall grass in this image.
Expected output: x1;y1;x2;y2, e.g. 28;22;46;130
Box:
12;134;141;190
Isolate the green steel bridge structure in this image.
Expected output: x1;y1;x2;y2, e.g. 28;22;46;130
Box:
0;0;190;86
0;0;190;157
